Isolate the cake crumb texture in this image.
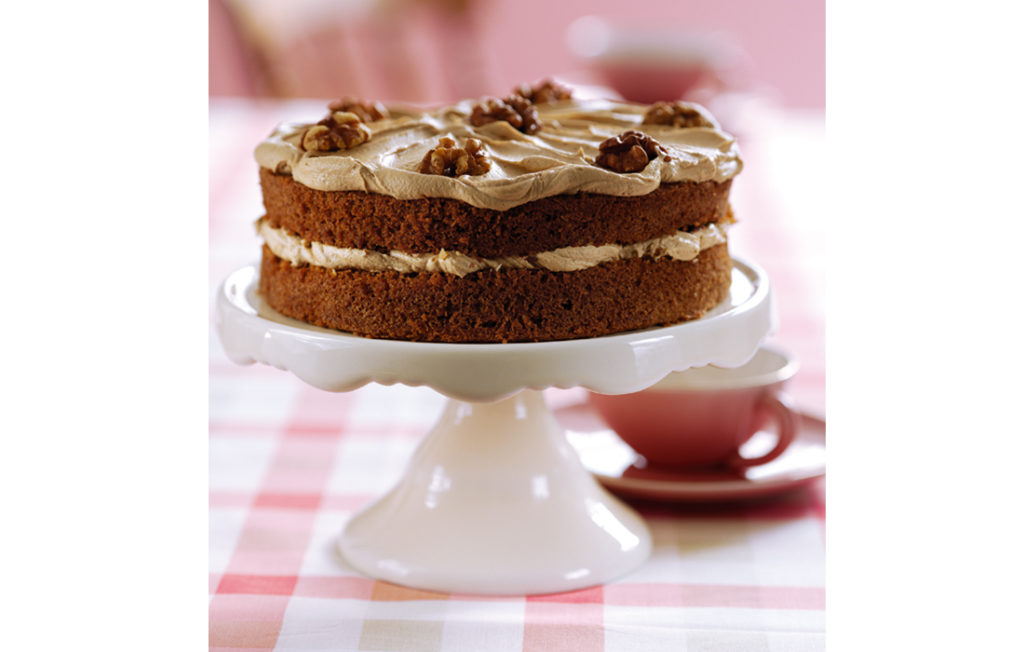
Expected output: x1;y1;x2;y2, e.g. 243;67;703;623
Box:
258;243;732;343
260;169;733;258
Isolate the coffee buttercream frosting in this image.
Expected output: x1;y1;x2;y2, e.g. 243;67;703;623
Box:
255;98;742;211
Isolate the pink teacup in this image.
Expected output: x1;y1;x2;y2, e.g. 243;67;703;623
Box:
587;347;799;471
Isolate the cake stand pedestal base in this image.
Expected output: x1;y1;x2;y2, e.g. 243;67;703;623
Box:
217;258;773;595
339;390;651;595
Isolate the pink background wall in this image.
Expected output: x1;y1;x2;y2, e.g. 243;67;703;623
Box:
210;0;823;109
481;0;824;108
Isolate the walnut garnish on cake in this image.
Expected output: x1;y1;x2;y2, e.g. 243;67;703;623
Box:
595;131;666;173
301;111;371;152
327;97;390;123
513;79;573;104
419;137;492;177
469;94;542;134
642;101;714;128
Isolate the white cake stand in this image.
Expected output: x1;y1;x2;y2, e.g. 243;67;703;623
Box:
215;257;773;595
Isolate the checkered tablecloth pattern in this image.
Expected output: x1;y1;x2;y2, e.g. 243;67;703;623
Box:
209;98;826;651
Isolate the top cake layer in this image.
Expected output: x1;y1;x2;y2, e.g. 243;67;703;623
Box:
254;98;742;211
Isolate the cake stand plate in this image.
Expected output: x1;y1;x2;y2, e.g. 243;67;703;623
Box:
215;257;773;595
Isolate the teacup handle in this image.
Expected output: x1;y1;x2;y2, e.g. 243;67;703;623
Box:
727;392;797;471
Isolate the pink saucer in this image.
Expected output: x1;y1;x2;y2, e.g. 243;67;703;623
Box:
556;402;825;502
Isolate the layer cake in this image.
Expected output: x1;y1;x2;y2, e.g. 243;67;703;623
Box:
253;83;742;342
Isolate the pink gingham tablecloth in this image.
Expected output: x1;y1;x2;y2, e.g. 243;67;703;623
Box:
209;97;826;651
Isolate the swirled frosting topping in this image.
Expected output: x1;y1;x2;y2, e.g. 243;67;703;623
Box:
255;98;741;211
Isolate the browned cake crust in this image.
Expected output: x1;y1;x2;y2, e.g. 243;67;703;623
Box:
260;169;733;257
258;243;732;343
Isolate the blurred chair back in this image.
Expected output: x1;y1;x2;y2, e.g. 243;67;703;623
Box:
210;0;491;103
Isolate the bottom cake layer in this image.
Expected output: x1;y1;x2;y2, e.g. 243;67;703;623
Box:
258;243;732;343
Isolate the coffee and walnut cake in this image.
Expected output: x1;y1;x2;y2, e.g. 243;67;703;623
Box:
253;81;742;343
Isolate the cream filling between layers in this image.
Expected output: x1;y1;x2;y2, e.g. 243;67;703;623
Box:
257;218;728;278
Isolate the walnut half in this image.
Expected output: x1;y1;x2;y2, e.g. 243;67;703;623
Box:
469;94;542;135
642;101;714;128
327;97;389;123
300;111;371;152
514;79;573;104
595;131;665;173
418;137;492;177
